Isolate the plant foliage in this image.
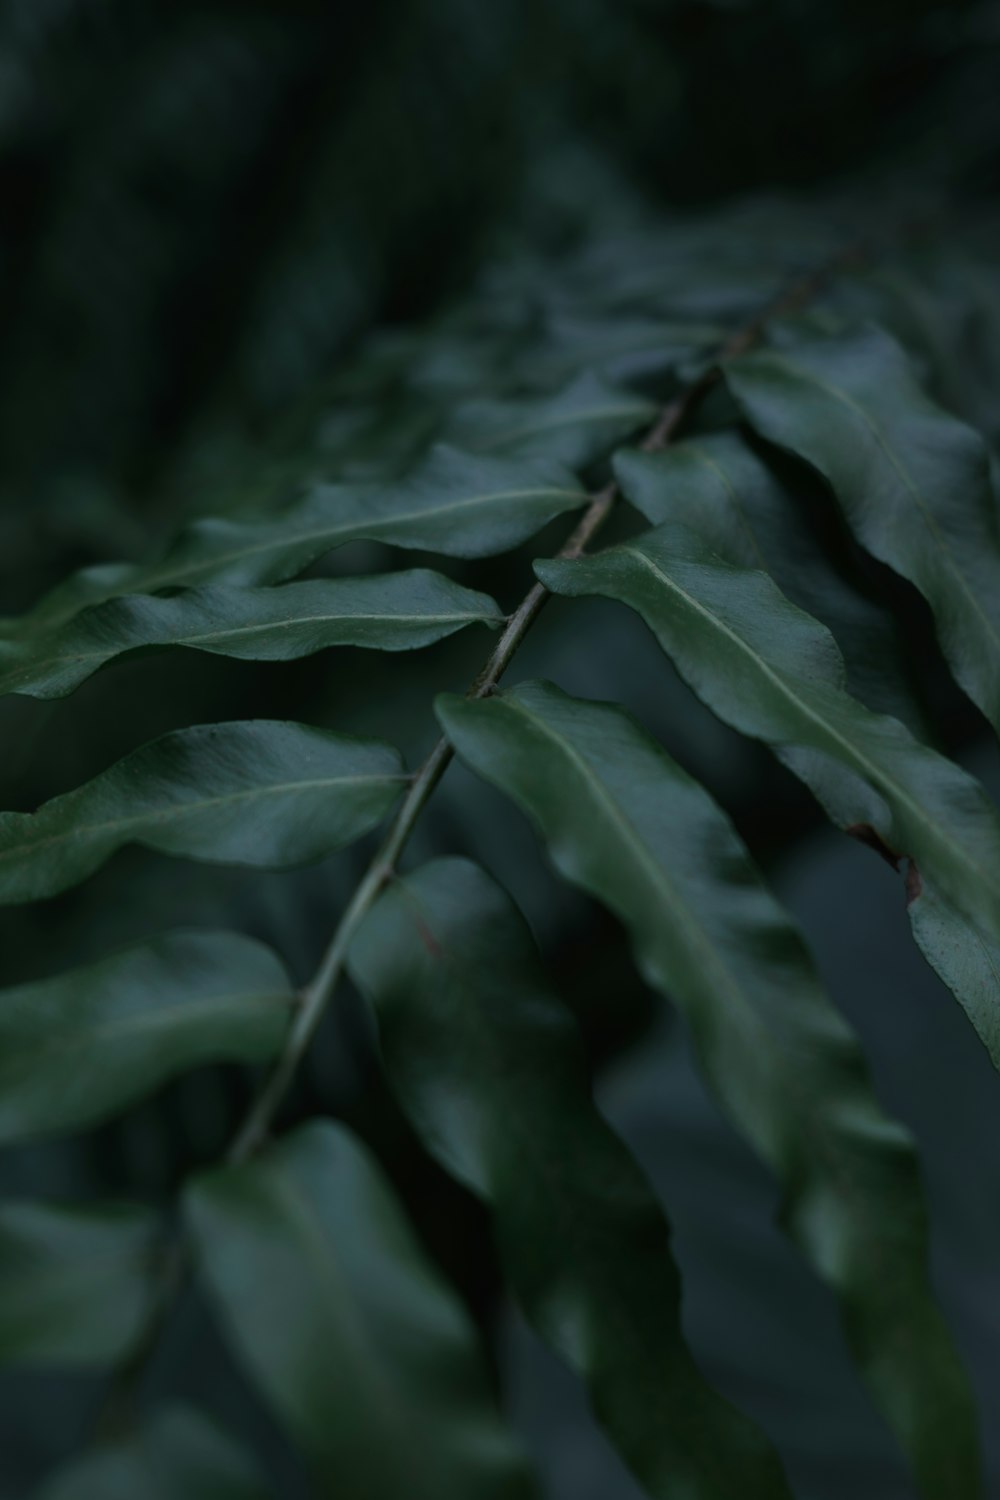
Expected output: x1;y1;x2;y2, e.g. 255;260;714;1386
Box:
4;6;1000;1498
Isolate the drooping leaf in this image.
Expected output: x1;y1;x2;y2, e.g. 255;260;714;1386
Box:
38;1406;270;1500
0;720;407;904
0;571;503;700
614;438;1000;1068
0;1200;160;1367
349;856;792;1500
443;372;657;469
435;682;982;1500
725;327;1000;733
906;879;1000;1069
0;930;294;1143
536;527;1000;960
186;1120;538;1500
9;446;586;635
615;431;926;731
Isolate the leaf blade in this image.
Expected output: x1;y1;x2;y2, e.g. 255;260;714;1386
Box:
436;682;982;1500
537;527;1000;957
10;446;586;635
0;930;294;1143
615;431;927;731
186;1120;538;1500
444;371;657;469
0;720;406;903
0;571;503;700
349;856;792;1500
726;327;1000;732
0;1199;160;1367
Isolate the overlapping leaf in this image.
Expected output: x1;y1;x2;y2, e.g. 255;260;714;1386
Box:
616;432;926;731
186;1121;538;1500
0;1200;160;1366
0;930;294;1143
726;327;1000;733
537;527;1000;959
349;856;792;1500
7;446;586;636
436;681;981;1500
0;571;503;700
38;1407;270;1500
612;443;1000;1067
0;720;406;903
443;372;657;469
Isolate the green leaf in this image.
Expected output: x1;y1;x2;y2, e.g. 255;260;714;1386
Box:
0;571;503;700
444;372;657;469
10;446;586;635
0;720;407;904
435;682;982;1500
38;1406;270;1500
0;930;294;1143
186;1120;537;1500
0;1199;159;1367
907;880;1000;1070
725;327;1000;733
616;431;926;731
536;527;1000;962
349;857;792;1500
614;437;1000;1070
522;313;725;386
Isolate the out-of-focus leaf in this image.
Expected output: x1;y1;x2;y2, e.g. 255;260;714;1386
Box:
726;328;1000;734
349;856;793;1500
0;572;503;700
518;314;724;386
0;1200;160;1367
0;721;406;904
537;528;1000;965
907;881;1000;1070
443;372;657;469
616;432;926;731
0;930;294;1143
9;447;586;635
186;1121;538;1500
436;682;981;1500
38;1406;270;1500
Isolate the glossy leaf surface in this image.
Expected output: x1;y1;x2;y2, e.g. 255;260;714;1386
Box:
436;682;981;1500
0;930;294;1143
0;571;503;700
0;720;406;903
726;328;1000;732
537;528;1000;955
10;445;585;634
186;1120;537;1500
615;432;925;730
350;856;792;1500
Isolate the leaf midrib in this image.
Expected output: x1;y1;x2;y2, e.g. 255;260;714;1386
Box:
0;773;407;866
622;543;999;899
499;694;761;1034
4;610;500;679
133;482;585;594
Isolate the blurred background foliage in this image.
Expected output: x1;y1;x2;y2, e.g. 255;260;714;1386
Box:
3;1;1000;1495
